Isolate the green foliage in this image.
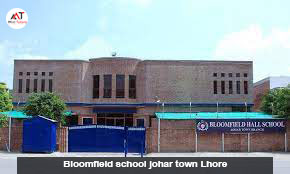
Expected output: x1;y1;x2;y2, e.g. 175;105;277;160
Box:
0;114;8;128
260;87;290;118
23;92;67;125
0;82;13;112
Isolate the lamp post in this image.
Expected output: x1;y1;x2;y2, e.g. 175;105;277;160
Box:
216;102;219;118
8;115;11;152
155;96;161;153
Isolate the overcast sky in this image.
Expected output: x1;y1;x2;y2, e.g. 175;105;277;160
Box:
0;0;290;88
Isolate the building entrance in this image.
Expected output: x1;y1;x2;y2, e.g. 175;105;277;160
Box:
96;113;133;127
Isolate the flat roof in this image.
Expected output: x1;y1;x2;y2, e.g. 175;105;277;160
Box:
14;57;252;64
0;111;31;119
155;112;274;120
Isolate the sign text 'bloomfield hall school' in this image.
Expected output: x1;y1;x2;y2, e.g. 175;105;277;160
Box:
196;119;286;133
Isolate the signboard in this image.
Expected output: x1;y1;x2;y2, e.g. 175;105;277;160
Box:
196;119;286;133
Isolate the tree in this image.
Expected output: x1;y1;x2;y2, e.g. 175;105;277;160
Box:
0;114;8;128
260;87;290;118
0;82;13;112
23;92;67;125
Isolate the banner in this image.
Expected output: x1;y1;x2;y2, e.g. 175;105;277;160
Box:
196;119;286;133
17;157;273;174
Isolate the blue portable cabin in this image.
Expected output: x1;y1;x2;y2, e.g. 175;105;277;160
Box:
22;116;57;153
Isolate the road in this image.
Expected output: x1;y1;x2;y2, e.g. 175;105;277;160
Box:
0;152;289;174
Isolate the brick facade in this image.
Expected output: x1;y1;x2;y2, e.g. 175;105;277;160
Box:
224;133;248;152
0;127;22;152
147;119;196;152
146;119;290;153
0;120;289;153
13;58;253;127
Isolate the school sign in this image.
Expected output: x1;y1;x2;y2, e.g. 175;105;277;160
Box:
196;119;286;133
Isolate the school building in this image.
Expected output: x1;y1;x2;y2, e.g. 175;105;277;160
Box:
9;57;290;153
12;57;253;127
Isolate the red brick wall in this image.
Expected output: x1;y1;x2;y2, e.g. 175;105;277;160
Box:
146;119;290;153
147;119;196;153
57;127;68;152
0;127;22;152
0;128;8;150
251;133;284;152
224;133;248;152
198;132;222;152
253;80;270;111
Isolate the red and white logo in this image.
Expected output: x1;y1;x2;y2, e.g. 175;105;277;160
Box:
6;8;28;29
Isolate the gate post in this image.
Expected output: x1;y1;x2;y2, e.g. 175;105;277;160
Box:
222;133;224;152
158;118;161;152
195;131;198;152
285;132;287;152
247;133;250;152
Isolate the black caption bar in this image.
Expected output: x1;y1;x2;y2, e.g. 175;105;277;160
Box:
18;157;273;174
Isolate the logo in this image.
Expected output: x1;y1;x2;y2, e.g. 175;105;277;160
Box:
197;120;209;131
6;8;28;29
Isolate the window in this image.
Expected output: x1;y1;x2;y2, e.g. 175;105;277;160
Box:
221;73;225;77
136;119;145;127
26;79;30;93
41;79;45;92
116;74;125;98
221;81;225;94
93;75;99;98
18;79;22;93
236;81;241;94
42;72;45;76
19;72;23;76
236;73;240;77
244;73;248;77
27;72;30;76
129;75;136;99
34;72;38;76
103;75;112;98
228;73;232;77
149;115;156;127
213;73;217;77
33;79;38;93
49;72;53;76
82;118;93;125
244;81;248;94
229;81;233;94
49;79;53;92
213;80;218;94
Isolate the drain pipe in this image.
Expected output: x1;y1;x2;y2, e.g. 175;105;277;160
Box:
8;116;11;152
158;117;160;152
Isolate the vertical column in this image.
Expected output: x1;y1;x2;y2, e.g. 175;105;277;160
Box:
195;131;198;152
285;132;287;152
66;127;68;152
158;118;160;152
222;133;225;152
8;116;11;152
247;133;250;152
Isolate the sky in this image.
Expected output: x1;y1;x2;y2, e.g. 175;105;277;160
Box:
0;0;290;88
